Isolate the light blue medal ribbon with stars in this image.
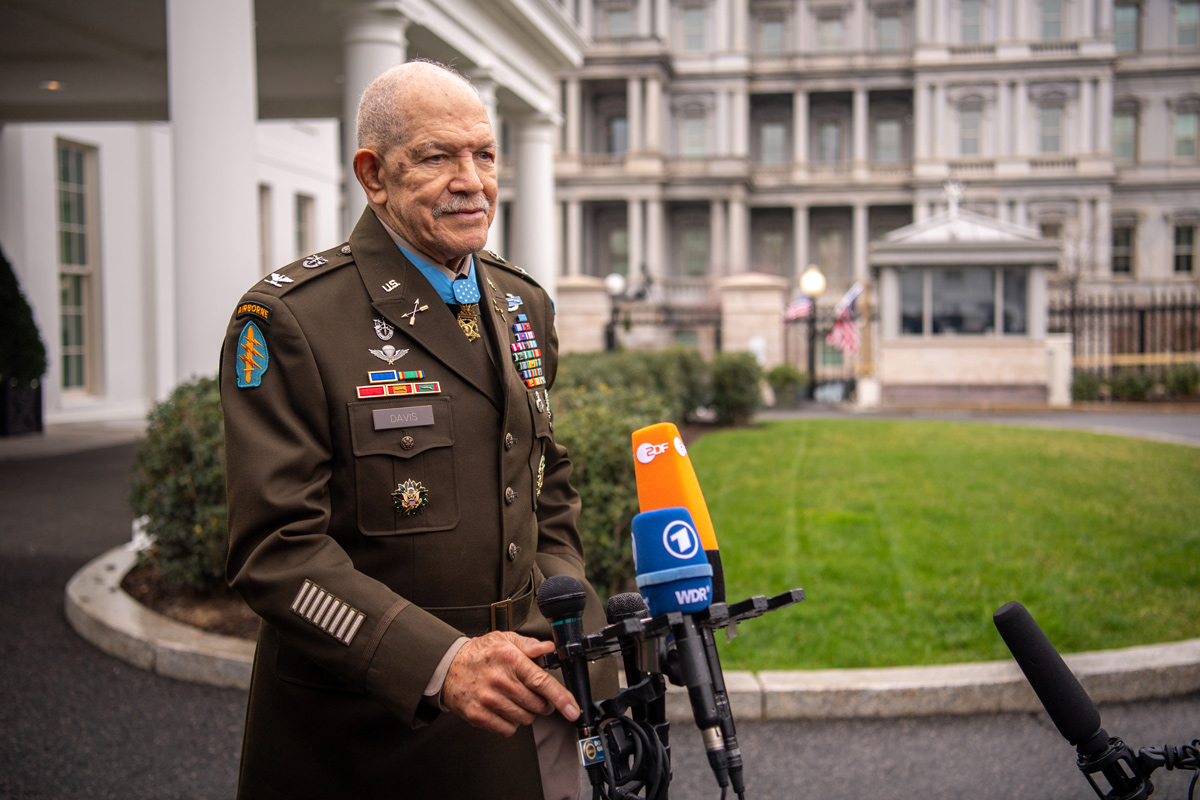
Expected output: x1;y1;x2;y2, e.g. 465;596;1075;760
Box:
397;246;482;341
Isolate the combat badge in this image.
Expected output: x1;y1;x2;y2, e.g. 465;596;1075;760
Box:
236;321;269;388
392;479;429;517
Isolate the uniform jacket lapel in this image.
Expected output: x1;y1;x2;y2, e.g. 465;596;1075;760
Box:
349;209;502;408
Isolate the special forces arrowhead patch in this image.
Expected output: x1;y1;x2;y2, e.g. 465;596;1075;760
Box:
236;321;269;388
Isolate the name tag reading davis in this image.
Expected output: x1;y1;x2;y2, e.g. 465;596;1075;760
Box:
372;405;435;430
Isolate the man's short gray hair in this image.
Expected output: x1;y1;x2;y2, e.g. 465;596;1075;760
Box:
356;60;479;156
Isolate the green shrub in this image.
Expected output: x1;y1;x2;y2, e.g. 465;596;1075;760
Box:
710;352;763;425
765;363;806;408
129;377;228;592
553;386;672;598
1109;370;1154;402
1165;364;1200;397
0;246;47;384
558;348;706;424
1070;371;1103;402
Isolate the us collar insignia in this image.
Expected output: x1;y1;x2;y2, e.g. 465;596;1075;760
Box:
369;344;409;364
392;479;428;517
373;318;395;341
264;272;293;288
509;314;546;388
236;321;269;388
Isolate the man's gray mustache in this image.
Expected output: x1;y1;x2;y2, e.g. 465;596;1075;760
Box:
432;195;491;217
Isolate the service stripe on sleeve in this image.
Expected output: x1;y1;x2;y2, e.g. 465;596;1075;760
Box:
290;580;366;647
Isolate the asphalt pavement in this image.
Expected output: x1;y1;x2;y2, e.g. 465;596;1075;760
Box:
1;409;1198;799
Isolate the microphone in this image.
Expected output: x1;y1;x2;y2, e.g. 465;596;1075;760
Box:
632;507;735;791
632;422;725;603
994;601;1151;800
607;593;653;710
538;575;606;784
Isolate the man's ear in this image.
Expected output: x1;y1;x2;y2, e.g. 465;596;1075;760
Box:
353;149;388;205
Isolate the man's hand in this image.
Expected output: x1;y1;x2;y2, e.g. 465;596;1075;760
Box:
442;631;581;737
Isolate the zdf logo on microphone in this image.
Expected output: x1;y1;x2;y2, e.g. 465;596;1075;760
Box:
636;436;687;464
662;519;700;560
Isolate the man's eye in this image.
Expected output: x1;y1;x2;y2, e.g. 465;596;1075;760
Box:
478;151;496;163
425;154;447;164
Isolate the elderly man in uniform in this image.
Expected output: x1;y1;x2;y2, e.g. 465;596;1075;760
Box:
220;60;614;799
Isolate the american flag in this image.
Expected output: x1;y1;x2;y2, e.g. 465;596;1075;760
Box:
784;294;813;320
824;283;863;355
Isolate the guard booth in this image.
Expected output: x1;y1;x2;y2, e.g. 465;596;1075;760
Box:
868;203;1070;407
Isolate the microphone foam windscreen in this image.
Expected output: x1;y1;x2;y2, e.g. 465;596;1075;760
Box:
606;592;648;623
632;423;719;552
537;574;587;620
993;601;1102;747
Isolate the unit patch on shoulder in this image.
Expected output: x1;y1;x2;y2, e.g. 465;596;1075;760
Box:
236;321;269;388
236;301;272;325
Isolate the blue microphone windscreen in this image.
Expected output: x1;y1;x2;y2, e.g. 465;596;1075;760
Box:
632;507;713;616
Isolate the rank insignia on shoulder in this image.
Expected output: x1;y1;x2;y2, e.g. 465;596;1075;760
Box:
236;321;269;388
236;301;272;325
291;580;365;646
392;479;429;517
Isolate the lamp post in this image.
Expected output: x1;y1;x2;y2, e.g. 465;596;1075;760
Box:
604;272;627;351
799;264;826;400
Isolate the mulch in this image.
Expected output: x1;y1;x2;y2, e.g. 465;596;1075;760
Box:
121;563;260;641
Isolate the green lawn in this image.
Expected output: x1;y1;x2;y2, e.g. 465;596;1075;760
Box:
687;419;1200;671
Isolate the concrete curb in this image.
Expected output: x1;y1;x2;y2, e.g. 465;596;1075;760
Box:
67;545;1200;719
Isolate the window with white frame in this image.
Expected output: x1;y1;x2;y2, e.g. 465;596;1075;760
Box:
56;140;101;393
1115;4;1140;52
599;2;634;38
876;11;903;52
1039;104;1063;154
758;13;786;55
607;115;629;154
959;106;982;156
875;119;902;163
1177;1;1200;48
1113;105;1138;162
760;121;788;164
682;116;706;157
1175;106;1199;159
817;13;845;51
901;267;1028;336
1175;224;1196;273
1041;0;1064;41
682;227;708;276
683;5;707;51
817;120;842;162
1111;224;1135;274
960;0;984;44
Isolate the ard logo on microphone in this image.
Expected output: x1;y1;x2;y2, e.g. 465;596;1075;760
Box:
662;520;701;560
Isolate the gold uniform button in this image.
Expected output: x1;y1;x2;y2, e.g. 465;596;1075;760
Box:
508;543;521;561
401;436;415;450
505;433;515;450
505;487;517;505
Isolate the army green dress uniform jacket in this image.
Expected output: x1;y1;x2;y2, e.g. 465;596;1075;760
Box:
220;209;613;799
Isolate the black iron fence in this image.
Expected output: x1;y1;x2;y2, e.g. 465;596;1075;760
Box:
1048;291;1200;375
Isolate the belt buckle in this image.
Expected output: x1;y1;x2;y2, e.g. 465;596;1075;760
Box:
490;598;514;632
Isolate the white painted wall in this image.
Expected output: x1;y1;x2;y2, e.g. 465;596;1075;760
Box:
0;119;340;424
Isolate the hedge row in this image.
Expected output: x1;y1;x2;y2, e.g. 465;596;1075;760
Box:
130;350;764;598
1072;364;1200;402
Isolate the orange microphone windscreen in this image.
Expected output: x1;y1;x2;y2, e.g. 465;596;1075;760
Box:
631;422;719;553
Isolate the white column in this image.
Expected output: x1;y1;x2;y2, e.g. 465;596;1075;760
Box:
167;0;258;382
1079;0;1094;40
853;87;869;172
628;198;645;279
998;0;1011;41
997;81;1011;156
1080;77;1094;155
1013;80;1027;156
728;192;748;273
931;83;945;157
915;0;931;43
471;68;500;134
1097;0;1113;39
732;85;749;158
716;91;731;155
512;113;559;295
566;199;583;276
1097;77;1113;154
342;6;408;235
565;78;581;154
646;198;664;287
933;0;946;43
793;203;809;281
628;76;644;154
732;0;749;51
710;199;727;276
793;89;809;164
715;0;731;51
637;0;653;37
655;0;670;43
645;75;662;154
489;201;507;257
853;202;869;281
1094;196;1112;275
579;0;593;36
913;81;929;160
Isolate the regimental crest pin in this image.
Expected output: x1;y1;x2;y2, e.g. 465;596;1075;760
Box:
236;321;269;388
392;479;429;517
373;318;395;341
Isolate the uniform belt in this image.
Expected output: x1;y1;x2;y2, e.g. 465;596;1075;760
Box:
425;574;537;636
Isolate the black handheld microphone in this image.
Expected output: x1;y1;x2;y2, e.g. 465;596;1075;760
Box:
994;601;1151;800
607;592;651;714
538;575;606;782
